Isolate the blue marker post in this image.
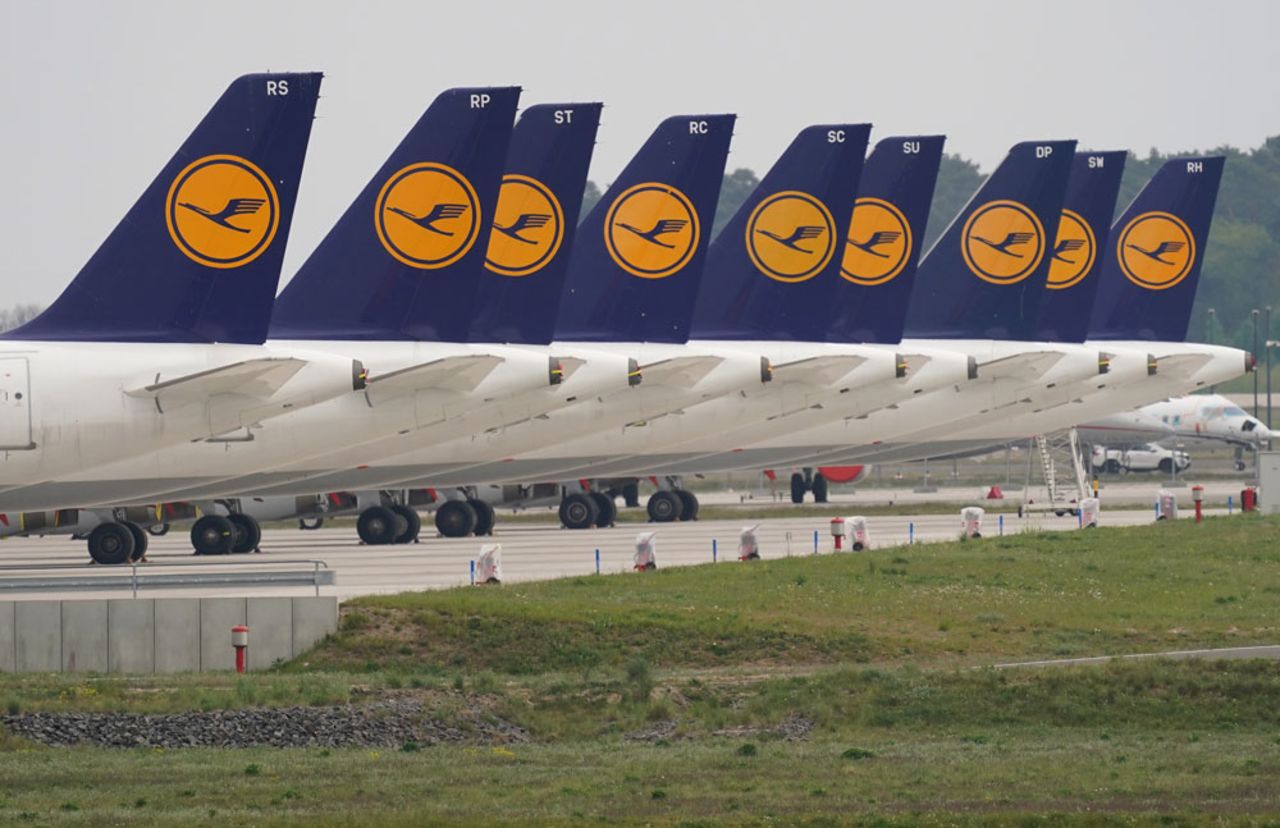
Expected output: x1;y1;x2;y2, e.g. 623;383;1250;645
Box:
1228;495;1234;515
999;514;1004;536
469;559;475;586
1155;500;1160;520
595;548;601;575
908;522;915;545
712;538;718;563
1077;510;1083;529
812;530;819;555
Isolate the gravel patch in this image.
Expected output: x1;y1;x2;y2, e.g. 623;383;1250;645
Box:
1;700;529;749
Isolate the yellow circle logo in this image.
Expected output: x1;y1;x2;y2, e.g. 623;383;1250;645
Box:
165;154;279;269
484;175;564;277
603;183;699;279
961;200;1046;285
744;191;836;283
1116;211;1196;290
841;197;912;286
375;162;481;269
1045;209;1097;291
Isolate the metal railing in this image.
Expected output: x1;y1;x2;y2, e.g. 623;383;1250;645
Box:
0;558;334;597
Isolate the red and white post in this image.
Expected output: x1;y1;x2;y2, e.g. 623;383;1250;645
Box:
232;624;249;673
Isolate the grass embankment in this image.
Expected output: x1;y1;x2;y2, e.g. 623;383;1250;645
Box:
1;516;1278;824
308;514;1280;673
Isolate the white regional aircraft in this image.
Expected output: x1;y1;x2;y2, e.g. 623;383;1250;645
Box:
1;91;641;560
0;74;367;561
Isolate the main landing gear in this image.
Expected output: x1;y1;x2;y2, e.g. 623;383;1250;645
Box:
357;504;427;545
433;499;495;539
86;521;149;565
190;512;263;555
790;469;828;504
645;489;699;523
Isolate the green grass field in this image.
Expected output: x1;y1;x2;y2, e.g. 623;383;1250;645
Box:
1;516;1278;824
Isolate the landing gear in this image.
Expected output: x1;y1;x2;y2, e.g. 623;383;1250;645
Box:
227;513;261;554
191;515;235;556
146;523;170;537
646;490;683;523
559;493;598;530
122;521;148;562
357;506;400;545
589;492;617;527
298;516;325;531
390;504;421;544
790;469;828;503
674;490;699;521
435;500;478;538
468;499;495;536
622;481;641;508
87;522;135;565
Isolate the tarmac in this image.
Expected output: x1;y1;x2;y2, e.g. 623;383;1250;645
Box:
0;503;1229;602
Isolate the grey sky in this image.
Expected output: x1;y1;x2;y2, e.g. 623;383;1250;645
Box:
3;0;1277;306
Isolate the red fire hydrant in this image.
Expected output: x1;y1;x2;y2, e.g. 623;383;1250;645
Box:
1192;485;1204;524
232;625;249;673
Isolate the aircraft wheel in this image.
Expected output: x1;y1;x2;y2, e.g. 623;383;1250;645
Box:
147;523;170;537
299;516;325;531
390;505;421;544
435;500;478;538
812;473;829;504
646;490;683;523
589;492;617;527
790;473;806;504
87;522;135;566
622;482;641;508
228;513;262;554
674;490;699;521
559;493;598;530
191;515;234;556
122;521;149;562
357;506;399;545
468;499;496;536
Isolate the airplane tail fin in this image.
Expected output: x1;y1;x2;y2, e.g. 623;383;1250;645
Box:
688;124;872;341
269;87;521;341
1033;150;1127;342
6;73;320;343
1087;156;1225;342
554;115;735;342
827;135;946;344
465;103;603;344
903;140;1076;340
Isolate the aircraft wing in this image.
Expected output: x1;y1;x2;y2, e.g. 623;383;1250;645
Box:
363;355;505;403
771;355;866;385
125;358;306;406
639;355;724;387
978;351;1065;381
1154;353;1215;381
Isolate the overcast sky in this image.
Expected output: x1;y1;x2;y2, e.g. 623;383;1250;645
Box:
2;0;1276;306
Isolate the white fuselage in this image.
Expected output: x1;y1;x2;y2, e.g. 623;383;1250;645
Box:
2;340;635;511
0;341;360;512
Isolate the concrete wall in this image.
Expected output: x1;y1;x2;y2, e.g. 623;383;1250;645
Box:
0;596;337;674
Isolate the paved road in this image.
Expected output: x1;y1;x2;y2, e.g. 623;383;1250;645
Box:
0;506;1221;601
